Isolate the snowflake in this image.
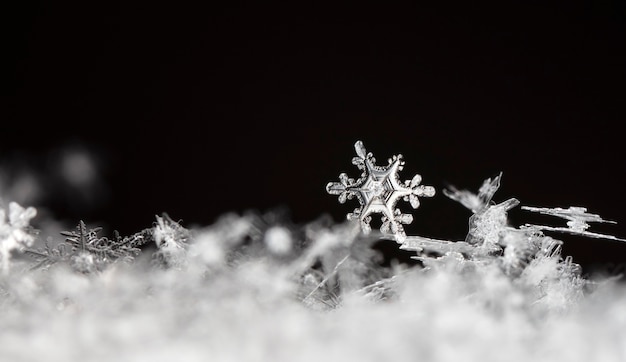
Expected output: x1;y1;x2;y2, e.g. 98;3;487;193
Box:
25;221;151;273
326;141;435;241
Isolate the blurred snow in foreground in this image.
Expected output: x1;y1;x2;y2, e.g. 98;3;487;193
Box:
2;141;626;362
0;206;624;362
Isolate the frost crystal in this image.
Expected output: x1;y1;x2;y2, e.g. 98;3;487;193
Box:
443;172;503;213
326;141;435;241
152;213;190;269
396;173;520;263
25;221;151;272
0;201;37;274
521;206;626;242
445;172;519;251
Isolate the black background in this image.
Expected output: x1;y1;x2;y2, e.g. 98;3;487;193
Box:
4;1;626;275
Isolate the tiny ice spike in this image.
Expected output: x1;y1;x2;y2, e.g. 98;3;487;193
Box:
326;141;435;241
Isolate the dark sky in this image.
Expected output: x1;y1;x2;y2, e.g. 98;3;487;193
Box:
4;1;626;274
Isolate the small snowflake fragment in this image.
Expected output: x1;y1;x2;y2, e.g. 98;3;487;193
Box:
152;213;191;269
445;173;519;251
326;141;435;241
23;239;69;271
521;206;626;242
443;172;503;213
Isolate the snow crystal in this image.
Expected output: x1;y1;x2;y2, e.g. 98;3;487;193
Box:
326;140;435;241
522;205;626;242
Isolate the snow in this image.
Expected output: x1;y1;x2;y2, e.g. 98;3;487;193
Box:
2;142;626;362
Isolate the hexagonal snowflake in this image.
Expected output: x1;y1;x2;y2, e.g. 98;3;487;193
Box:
326;141;435;241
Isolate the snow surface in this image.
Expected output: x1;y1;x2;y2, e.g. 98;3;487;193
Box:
1;209;626;362
2;146;626;362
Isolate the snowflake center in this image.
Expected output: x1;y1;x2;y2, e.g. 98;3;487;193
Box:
371;181;385;197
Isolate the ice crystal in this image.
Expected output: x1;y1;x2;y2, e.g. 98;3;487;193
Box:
22;238;69;271
398;235;473;256
443;172;503;213
63;221;150;271
24;221;151;273
497;227;565;278
395;173;540;278
445;172;519;251
0;201;37;274
326;140;435;241
152;213;191;269
521;206;626;242
389;173;517;265
382;173;522;268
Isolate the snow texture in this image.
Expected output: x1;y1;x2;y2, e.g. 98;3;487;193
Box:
0;202;37;275
2;142;626;362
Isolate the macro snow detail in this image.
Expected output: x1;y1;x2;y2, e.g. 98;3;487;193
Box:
2;141;626;362
396;172;524;268
152;213;191;269
24;220;151;273
521;206;626;242
445;172;520;250
326;140;435;241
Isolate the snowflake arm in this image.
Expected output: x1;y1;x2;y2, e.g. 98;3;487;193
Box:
23;240;69;271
